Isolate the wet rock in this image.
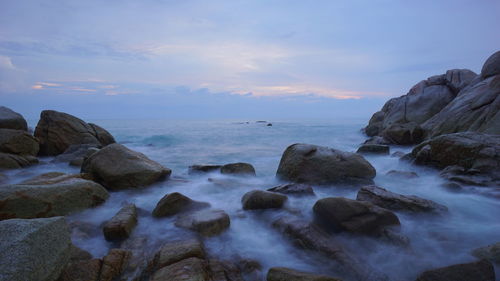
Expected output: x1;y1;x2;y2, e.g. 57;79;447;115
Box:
120;236;149;281
382;122;424;145
81;143;171;190
188;164;222;174
68;244;93;262
313;197;400;235
481;50;500;78
363;136;390;145
209;259;244;281
439;165;496;187
386;170;419;179
34;110;115;156
221;162;256;176
100;249;131;281
0;106;28;131
0;173;109;220
356;185;447;213
357;144;390;155
103;204;138;241
175;209;230;236
0;152;38;169
150;257;211;281
150;239;205;272
414;259;495;281
152;192;210;217
267;267;341;281
53;144;99;166
471;242;500;264
276;144;376;185
242;190;287;210
391;151;406;158
268;183;315;196
0;217;71;281
57;259;102;281
88;123;116;146
0;128;39;156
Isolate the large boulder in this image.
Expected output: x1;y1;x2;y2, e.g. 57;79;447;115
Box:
415;259;495;281
0;129;39;156
175;209;230;236
267;267;340;281
0;173;109;220
0;217;72;281
81;143;171;190
481;50;500;78
0;106;28;131
220;162;256;176
242;190;287;210
103;204;138;241
0;152;38;169
34;110;115;156
276;144;376;185
152;192;210;217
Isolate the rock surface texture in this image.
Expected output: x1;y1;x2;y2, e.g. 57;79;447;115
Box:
0;106;28;131
103;204;138;241
414;259;495;281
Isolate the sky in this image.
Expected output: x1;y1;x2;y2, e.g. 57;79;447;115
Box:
0;0;499;120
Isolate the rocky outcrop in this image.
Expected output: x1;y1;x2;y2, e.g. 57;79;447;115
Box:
0;217;72;281
471;242;500;264
242;190;287;210
103;204;138;241
268;183;315;196
0;152;38;169
220;162;256;176
0;128;39;156
81;143;171;190
356;144;389;155
276;144;376;185
175;209;230;236
267;267;341;281
0;173;109;220
415;259;495;281
356;185;447;213
152;192;210;217
34;110;115;156
0;106;28;131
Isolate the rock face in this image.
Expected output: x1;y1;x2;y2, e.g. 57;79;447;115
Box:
150;239;205;272
81;143;171;190
0;129;39;156
0;217;72;281
0;106;28;131
267;183;315;196
356;144;390;155
152;192;210;217
267;267;340;281
415;259;495;281
103;204;138;241
276;144;376;185
220;162;256;176
175;209;230;236
471;242;500;264
242;190;287;210
0;173;109;220
34;110;115;155
356;185;447;213
0;152;38;169
313;197;400;235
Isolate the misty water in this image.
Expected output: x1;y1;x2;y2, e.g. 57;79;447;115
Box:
3;119;499;280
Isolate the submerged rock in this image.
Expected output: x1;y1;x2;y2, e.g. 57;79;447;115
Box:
0;152;38;169
152;192;210;217
0;106;28;131
220;162;256;176
414;259;495;281
386;170;419;179
356;144;390;155
268;183;315;196
150;239;205;272
471;242;500;264
0;128;39;156
81;143;171;190
188;164;222;174
242;190;287;210
267;267;341;281
276;144;376;185
103;204;138;241
175;209;230;236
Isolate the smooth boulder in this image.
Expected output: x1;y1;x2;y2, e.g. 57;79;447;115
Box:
150;239;205;272
242;190;287;210
0;152;38;169
175;209;230;236
81;143;171;190
415;259;495;281
0;128;39;156
481;50;500;78
103;204;138;241
267;267;340;281
0;106;28;131
152;192;210;217
267;183;315;196
221;162;256;176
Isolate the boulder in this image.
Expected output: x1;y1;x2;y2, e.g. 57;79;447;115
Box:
100;249;131;281
267;183;315;196
267;267;340;281
382;122;424;145
188;164;222;174
88;123;116;146
276;144;376;185
471;242;500;264
313;197;400;235
34;110;115;155
363;136;390;145
439;165;496;187
0;106;27;131
81;143;171;190
209;259;244;281
356;144;390;155
241;190;287;210
119;236;149;281
0;152;38;169
57;259;102;281
150;257;211;281
150;239;205;272
175;209;230;236
481;50;500;78
68;245;92;262
356;185;447;213
386;170;419;179
103;204;138;241
220;162;256;176
0;128;39;156
415;259;495;281
53;144;99;166
0;217;72;281
152;192;210;217
0;173;109;220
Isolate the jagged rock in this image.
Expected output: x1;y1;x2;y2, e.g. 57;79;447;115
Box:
267;267;341;281
267;183;315;196
0;106;28;131
150;239;205;273
188;164;222;174
242;190;287;210
100;249;131;281
471;242;500;264
57;259;102;281
356;185;447;213
175;209;230;236
0;128;39;156
415;259;495;281
357;144;390;155
150;257;211;281
481;50;500;78
152;192;210;217
0;173;109;220
276;144;376;185
220;162;256;176
0;217;72;281
386;170;419;179
103;204;138;241
0;152;38;169
81;143;171;190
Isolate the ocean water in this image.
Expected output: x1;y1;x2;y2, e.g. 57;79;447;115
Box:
4;119;500;280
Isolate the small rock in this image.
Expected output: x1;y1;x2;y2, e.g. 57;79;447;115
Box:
103;204;138;241
267;123;273;126
150;257;211;281
220;162;256;176
242;190;287;210
175;209;230;236
267;183;315;196
415;259;495;281
152;192;210;217
471;242;500;264
151;239;205;272
357;144;390;155
100;249;131;281
188;164;222;174
386;170;419;179
267;267;341;281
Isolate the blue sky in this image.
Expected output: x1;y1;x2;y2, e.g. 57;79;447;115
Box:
0;0;499;119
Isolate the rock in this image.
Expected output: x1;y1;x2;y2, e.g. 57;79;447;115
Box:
382;122;424;145
209;259;244;281
267;183;315;196
0;217;71;281
363;136;390;145
0;173;109;220
241;190;287;210
81;143;171;190
0;106;27;131
188;164;222;174
119;236;149;281
0;173;6;184
34;110;115;155
100;249;131;281
386;170;419;179
356;185;447;213
88;123;116;146
68;244;92;262
53;144;99;165
175;209;230;236
152;192;210;217
471;242;500;264
276;144;376;185
439;165;496;187
236;258;263;281
391;151;406;158
0;152;38;169
103;204;138;241
220;162;256;176
267;267;341;281
481;50;500;78
150;239;205;272
267;123;273;126
0;128;39;156
356;144;390;155
57;259;102;281
415;259;495;281
150;257;211;281
313;197;400;235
